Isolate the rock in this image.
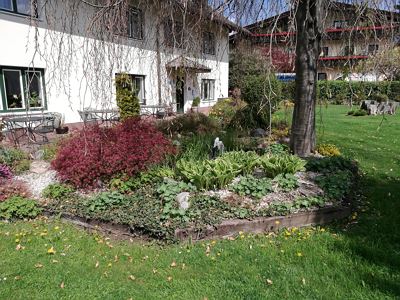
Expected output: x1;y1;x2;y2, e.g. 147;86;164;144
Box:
30;160;51;174
250;128;267;138
176;192;190;210
33;149;45;160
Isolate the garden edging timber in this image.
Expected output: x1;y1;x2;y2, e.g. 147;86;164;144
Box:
43;204;351;241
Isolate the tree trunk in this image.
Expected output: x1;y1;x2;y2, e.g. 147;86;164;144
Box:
290;0;323;156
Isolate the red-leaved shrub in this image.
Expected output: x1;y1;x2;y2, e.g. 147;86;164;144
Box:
52;118;176;188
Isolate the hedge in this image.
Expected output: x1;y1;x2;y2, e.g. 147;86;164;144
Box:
281;81;400;105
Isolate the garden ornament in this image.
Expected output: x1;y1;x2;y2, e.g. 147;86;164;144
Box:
211;137;225;158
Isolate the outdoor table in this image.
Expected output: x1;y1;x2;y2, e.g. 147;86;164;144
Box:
4;114;55;145
140;105;170;118
78;108;120;125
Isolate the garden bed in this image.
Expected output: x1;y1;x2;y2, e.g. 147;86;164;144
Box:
1;117;359;243
40;204;351;241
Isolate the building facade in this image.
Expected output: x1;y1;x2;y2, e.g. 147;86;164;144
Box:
241;2;400;81
0;0;231;124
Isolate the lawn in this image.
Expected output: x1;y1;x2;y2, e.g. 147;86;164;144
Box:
1;105;399;299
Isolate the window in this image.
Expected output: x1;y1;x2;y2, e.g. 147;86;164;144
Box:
321;46;329;57
0;0;38;17
333;20;348;29
132;75;145;105
127;7;143;40
344;44;355;56
201;79;215;101
318;73;327;81
203;32;215;55
115;73;146;105
165;20;184;48
368;44;379;55
0;66;46;111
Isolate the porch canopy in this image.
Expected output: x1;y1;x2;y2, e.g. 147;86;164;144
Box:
166;56;211;73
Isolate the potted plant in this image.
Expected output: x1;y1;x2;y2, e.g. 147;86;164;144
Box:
191;97;200;112
55;114;69;134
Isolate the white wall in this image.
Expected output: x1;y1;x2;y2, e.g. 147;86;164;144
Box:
0;1;229;123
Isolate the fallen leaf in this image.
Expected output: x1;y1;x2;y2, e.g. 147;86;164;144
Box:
52;260;59;264
15;244;24;251
35;263;43;268
152;268;158;274
47;247;56;255
266;279;273;285
128;275;136;281
95;261;99;268
170;261;177;267
167;276;173;282
302;278;306;285
14;276;22;281
60;282;65;289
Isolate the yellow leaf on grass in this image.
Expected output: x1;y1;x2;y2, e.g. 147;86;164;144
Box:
170;261;177;267
167;276;173;282
266;279;273;285
128;275;136;281
47;247;56;255
60;282;65;289
95;261;99;268
35;263;43;268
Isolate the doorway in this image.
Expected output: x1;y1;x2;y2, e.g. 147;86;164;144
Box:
176;76;185;113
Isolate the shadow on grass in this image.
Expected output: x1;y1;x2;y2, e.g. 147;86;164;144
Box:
333;175;400;297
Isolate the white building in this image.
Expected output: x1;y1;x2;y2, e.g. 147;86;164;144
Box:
0;0;232;124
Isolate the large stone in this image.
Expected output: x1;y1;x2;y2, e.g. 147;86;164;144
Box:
250;128;267;138
176;192;190;210
30;160;51;174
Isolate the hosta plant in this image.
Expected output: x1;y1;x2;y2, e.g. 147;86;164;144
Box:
258;154;306;178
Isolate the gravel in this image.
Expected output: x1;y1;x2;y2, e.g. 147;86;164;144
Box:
14;161;58;199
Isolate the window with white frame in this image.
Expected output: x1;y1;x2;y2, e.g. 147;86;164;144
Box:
115;73;146;105
127;7;143;40
201;79;215;101
0;0;38;17
0;66;46;111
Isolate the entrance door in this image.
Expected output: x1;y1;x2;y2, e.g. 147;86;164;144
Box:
176;76;185;113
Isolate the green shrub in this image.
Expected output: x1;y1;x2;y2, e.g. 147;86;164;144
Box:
372;93;389;103
232;75;281;129
0;147;25;165
0;196;41;220
13;159;31;175
192;97;200;107
157;112;219;136
209;98;247;128
315;171;352;200
85;191;127;213
229;175;272;199
110;166;176;193
42;143;60;161
282;80;400;105
258;154;306;178
42;183;74;200
306;156;357;174
115;73;140;120
156;180;196;220
352;109;367;116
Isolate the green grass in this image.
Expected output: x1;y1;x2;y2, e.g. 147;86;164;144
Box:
1;105;400;299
